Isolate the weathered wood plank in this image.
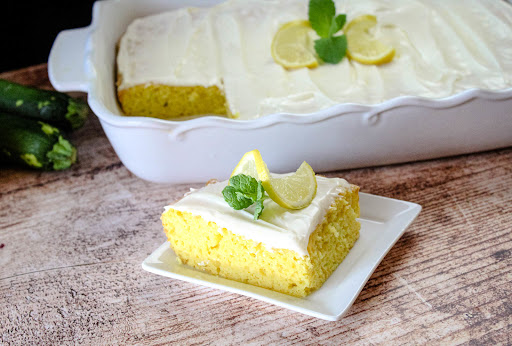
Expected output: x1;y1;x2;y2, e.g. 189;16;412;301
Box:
0;65;511;345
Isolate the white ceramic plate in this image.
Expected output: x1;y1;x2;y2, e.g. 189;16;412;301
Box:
142;193;421;321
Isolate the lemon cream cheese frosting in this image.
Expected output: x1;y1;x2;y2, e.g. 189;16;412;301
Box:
117;0;512;119
165;176;352;256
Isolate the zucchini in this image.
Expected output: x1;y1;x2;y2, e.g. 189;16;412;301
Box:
0;113;77;170
0;79;88;131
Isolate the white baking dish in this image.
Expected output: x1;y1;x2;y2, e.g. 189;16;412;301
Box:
48;0;512;184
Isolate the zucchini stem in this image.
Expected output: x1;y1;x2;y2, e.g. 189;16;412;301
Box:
66;99;89;130
46;136;77;170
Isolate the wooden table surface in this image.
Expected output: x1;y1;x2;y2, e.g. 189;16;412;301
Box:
1;65;511;345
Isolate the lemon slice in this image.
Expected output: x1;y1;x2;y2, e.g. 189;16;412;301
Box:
231;149;317;210
345;15;395;65
230;149;266;179
259;161;318;210
271;20;319;69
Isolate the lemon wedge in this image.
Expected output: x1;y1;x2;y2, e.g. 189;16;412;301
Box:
259;161;318;210
345;15;395;65
271;20;319;69
231;149;317;210
230;149;266;179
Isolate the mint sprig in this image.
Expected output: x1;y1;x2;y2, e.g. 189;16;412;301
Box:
309;0;347;64
222;174;265;220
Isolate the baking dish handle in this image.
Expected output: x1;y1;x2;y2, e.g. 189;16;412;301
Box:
48;26;91;93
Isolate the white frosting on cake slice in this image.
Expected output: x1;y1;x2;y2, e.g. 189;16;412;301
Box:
166;176;352;256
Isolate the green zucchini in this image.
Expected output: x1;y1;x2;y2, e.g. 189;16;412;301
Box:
0;79;88;131
0;113;77;170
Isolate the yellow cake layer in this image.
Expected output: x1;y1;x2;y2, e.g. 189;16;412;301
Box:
161;185;360;297
117;84;229;119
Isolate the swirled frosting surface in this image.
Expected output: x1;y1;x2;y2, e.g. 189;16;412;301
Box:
117;0;512;119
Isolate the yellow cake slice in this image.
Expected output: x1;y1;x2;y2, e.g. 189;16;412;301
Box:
116;7;230;119
161;176;360;297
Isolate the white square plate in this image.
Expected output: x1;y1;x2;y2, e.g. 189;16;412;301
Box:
142;193;421;321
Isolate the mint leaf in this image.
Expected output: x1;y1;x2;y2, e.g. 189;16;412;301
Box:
222;174;266;220
253;200;264;221
314;35;347;64
223;185;253;210
235;191;253;205
256;181;264;201
230;174;258;201
329;14;346;36
309;0;335;38
309;0;348;64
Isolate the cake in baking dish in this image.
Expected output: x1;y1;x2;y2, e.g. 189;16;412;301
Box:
161;176;360;297
117;0;512;119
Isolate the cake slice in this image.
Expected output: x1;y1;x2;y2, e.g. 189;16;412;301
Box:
116;7;229;119
161;176;360;297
